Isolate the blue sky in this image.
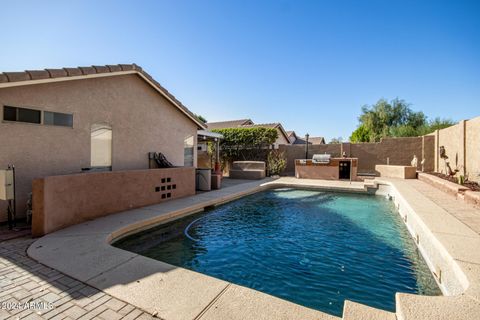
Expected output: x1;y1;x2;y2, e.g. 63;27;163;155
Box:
1;0;479;141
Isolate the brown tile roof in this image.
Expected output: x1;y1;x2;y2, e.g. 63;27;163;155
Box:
0;63;206;129
309;137;326;144
293;136;325;144
206;119;253;129
241;123;280;129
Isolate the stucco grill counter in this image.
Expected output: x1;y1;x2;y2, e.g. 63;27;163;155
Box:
295;156;358;180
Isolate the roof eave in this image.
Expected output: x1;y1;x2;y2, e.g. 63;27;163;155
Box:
0;68;206;130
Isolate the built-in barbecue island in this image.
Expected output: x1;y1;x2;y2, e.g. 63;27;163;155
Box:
295;154;358;180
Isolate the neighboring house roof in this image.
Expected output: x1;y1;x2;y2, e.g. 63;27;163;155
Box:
287;131;297;138
309;137;326;144
206;119;292;144
241;123;291;143
286;130;297;143
0;64;206;129
206;119;253;129
293;136;326;145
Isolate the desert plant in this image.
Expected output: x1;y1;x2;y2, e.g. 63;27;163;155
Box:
267;150;286;176
458;175;465;185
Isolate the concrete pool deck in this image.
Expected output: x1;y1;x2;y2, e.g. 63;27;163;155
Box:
26;177;480;320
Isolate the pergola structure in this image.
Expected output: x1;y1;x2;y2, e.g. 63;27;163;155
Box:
197;130;223;172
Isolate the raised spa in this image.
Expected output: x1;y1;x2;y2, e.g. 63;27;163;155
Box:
114;188;441;316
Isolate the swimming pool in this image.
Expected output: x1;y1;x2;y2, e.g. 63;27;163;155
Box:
114;188;441;316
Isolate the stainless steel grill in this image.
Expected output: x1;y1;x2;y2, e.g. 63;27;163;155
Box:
312;154;331;164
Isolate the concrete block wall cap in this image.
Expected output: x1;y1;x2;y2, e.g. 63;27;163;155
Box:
4;71;31;82
0;73;8;83
79;66;97;75
63;67;83;76
45;69;68;78
92;65;109;73
26;70;50;80
106;65;122;72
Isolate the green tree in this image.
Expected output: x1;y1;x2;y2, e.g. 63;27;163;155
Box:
357;98;427;142
329;137;343;144
426;117;455;132
194;114;207;123
350;99;455;142
349;125;371;142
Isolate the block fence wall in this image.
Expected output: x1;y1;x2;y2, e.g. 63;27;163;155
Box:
279;136;435;176
434;116;480;183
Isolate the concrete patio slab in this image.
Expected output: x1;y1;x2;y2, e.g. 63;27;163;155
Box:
432;232;480;265
343;300;396;320
27;234;138;282
199;284;337;320
88;255;229;320
396;293;480;320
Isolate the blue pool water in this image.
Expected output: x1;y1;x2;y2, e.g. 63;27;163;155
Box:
114;189;441;316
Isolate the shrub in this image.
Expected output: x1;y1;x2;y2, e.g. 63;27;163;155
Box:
267;150;286;176
211;127;278;166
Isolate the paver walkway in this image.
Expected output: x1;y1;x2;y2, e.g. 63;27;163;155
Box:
407;179;480;234
0;237;155;320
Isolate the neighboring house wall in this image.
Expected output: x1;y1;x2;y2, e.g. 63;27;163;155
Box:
434;116;480;182
0;74;198;222
274;128;290;148
279;136;434;175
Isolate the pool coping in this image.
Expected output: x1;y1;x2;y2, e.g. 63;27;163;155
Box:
27;177;480;320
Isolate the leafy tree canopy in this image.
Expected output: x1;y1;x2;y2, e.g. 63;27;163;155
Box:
194;114;207;123
211;127;279;165
349;98;455;142
211;127;278;147
350;125;371;143
329;137;343;144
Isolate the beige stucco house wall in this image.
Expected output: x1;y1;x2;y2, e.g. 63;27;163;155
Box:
0;70;202;222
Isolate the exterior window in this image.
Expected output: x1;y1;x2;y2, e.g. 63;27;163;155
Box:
184;135;194;167
91;124;112;169
3;106;41;124
44;111;73;127
3;106;16;121
2;105;72;127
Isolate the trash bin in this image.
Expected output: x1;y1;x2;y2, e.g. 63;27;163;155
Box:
196;168;211;191
211;173;222;190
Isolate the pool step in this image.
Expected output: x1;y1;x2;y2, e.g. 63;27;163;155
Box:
342;300;396;320
363;180;379;193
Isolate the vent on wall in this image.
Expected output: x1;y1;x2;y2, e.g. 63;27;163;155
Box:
158;177;175;200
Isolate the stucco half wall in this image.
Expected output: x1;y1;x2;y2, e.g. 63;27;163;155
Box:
0;73;199;222
32;167;195;236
